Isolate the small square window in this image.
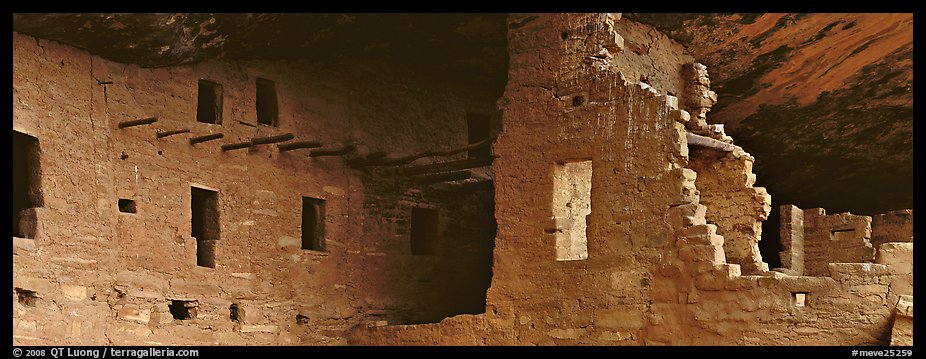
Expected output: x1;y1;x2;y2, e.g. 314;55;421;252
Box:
118;199;137;213
830;229;855;241
793;292;807;307
169;300;198;320
15;288;38;307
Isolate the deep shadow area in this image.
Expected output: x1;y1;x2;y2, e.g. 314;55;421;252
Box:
192;187;219;268
401;184;497;325
12;14;510;101
759;205;782;269
13;131;40;238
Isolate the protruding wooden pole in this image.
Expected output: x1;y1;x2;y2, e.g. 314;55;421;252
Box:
221;142;252;151
251;133;295;145
448;179;494;191
156;129;190;138
278;141;323;152
310;145;356;157
118;117;158;129
400;156;495;176
363;138;492;167
412;170;473;184
189;133;224;145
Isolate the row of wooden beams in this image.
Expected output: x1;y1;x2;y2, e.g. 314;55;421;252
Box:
129;126;319;152
221;133;296;152
118;120;497;175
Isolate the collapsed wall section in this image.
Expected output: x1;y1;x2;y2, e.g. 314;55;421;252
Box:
687;146;770;274
357;13;913;346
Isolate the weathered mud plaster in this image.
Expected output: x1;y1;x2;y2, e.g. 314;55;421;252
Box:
12;13;913;346
13;30;498;345
352;13;913;346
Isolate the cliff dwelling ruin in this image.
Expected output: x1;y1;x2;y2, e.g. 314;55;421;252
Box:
12;13;913;346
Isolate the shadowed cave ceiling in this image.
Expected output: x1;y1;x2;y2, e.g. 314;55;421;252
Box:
12;13;913;222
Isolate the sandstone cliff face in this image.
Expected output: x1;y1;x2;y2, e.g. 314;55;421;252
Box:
627;13;912;216
11;13;509;101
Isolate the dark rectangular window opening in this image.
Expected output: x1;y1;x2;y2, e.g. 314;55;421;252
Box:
256;78;278;126
15;288;38;307
118;199;137;213
169;300;198;320
13;131;41;238
229;303;241;322
191;187;219;268
196;79;223;125
466;112;491;158
302;197;326;251
411;207;439;255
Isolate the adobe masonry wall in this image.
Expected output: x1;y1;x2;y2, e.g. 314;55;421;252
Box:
781;206;913;279
872;210;914;248
778;204;805;275
354;13;696;344
13;14;913;346
12;31;497;345
688;146;771;274
354;13;913;346
802;208;875;277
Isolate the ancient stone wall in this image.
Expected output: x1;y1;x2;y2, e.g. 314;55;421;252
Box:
354;13;913;346
802;208;876;277
13;13;913;347
778;204;805;275
687;146;771;274
891;295;913;346
876;242;913;309
871;210;913;248
13;31;497;345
